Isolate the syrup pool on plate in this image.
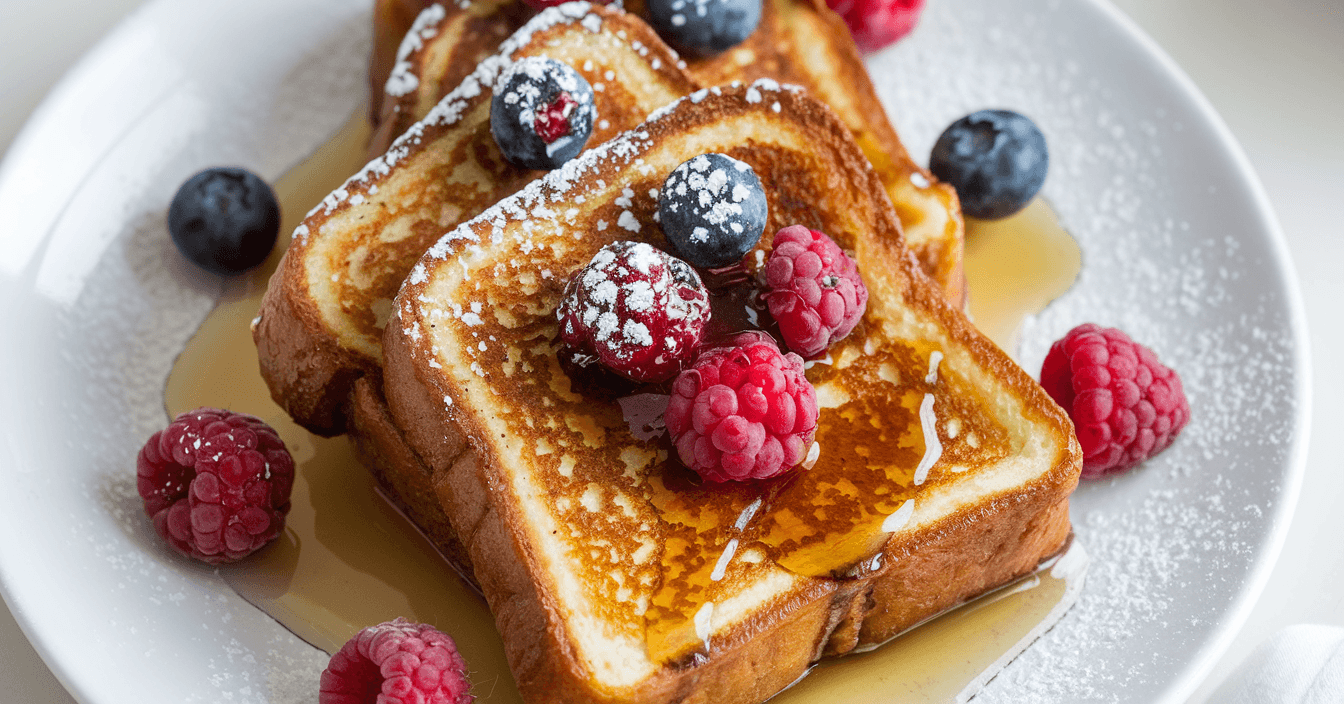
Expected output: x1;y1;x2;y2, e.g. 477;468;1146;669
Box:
962;200;1083;356
164;112;1083;703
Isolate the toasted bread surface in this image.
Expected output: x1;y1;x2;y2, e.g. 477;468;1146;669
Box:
372;0;965;302
381;83;1079;704
256;4;696;434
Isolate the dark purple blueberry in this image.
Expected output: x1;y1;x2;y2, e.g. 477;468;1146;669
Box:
489;57;596;171
646;0;762;58
658;153;767;269
167;167;280;275
929;109;1048;220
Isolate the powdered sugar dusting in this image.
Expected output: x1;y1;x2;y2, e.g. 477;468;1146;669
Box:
869;1;1305;700
385;4;447;97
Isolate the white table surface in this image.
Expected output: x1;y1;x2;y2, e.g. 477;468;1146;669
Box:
0;0;1339;701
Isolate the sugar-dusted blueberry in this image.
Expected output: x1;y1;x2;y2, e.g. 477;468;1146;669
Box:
167;167;281;275
646;0;762;58
489;56;596;171
929;109;1048;220
658;153;767;269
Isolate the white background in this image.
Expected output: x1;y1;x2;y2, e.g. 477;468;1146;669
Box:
0;0;1339;701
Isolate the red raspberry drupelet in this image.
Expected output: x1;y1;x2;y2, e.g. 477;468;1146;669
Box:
320;618;473;704
135;408;294;564
763;225;868;358
1040;324;1190;478
557;240;711;382
665;331;820;482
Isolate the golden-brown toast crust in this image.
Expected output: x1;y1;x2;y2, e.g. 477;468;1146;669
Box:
256;4;697;434
382;83;1080;704
253;271;373;434
348;376;476;576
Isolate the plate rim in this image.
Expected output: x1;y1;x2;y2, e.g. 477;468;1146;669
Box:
0;0;1313;702
1073;0;1311;700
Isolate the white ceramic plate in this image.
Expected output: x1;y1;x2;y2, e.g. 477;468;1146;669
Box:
0;0;1309;702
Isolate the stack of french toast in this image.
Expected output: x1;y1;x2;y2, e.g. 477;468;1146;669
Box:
253;2;1082;702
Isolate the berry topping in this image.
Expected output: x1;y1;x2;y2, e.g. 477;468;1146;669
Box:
665;331;819;482
826;0;925;53
929;109;1049;220
763;225;868;358
319;618;472;704
1039;324;1190;478
489;57;596;171
136;408;294;564
558;241;711;382
658;153;768;269
646;0;762;58
167;167;281;275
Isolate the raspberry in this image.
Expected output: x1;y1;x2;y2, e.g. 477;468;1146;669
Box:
135;408;294;564
319;618;472;704
827;0;925;53
1039;324;1190;478
762;225;868;358
557;241;711;382
664;331;819;482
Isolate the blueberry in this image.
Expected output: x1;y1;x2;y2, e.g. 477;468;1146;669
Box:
489;57;596;171
167;167;281;275
929;109;1048;220
646;0;762;58
658;153;767;269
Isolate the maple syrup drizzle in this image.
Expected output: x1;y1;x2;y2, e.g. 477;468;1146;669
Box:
162;112;521;701
162;111;1081;702
962;200;1083;356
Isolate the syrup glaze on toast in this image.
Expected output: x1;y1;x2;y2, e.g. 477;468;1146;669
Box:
371;0;965;303
256;4;696;434
382;83;1079;703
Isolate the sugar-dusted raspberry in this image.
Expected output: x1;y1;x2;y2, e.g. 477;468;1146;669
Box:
557;241;711;382
136;408;294;564
320;618;472;704
762;225;868;358
1040;324;1190;478
664;331;819;482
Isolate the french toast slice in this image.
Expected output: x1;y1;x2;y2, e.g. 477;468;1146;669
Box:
256;3;697;434
381;82;1080;704
370;0;965;304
